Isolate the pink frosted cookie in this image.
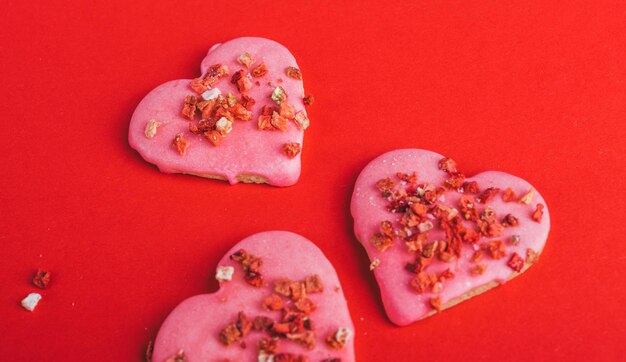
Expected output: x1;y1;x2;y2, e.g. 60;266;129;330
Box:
150;231;355;362
129;37;311;186
350;149;550;326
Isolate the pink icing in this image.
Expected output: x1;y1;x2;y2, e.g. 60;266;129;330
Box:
152;231;355;361
350;149;551;326
129;37;307;186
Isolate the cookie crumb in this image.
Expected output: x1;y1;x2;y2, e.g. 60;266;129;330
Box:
21;293;42;312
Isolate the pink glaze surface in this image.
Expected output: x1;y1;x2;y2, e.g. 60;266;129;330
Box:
350;149;550;326
152;231;355;361
129;37;307;186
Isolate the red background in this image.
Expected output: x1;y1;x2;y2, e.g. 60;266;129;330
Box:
1;1;625;360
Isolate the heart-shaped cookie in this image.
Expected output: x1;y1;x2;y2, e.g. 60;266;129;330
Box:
129;37;310;186
150;231;355;361
351;149;550;326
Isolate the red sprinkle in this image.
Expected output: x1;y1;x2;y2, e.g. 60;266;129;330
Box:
230;249;264;287
32;269;51;289
439;268;455;280
507;252;525;272
173;133;190;155
239;94;256;110
502;214;520;227
477;187;500;204
181;95;198;120
486;239;506;259
303;94;315;106
438;157;458;173
462;181;480;194
263;294;284;311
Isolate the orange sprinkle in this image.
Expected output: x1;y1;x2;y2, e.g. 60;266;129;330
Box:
283;142;301;158
502;187;518;202
251;63;267;77
204;130;222;146
285;66;302;80
279;102;296;119
469;264;487;276
429;297;442;311
258;115;274;130
270;112;289;131
532;203;545;222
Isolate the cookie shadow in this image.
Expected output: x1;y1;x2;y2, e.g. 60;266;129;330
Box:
342;157;392;325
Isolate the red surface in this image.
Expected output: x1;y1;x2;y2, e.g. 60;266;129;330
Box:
1;1;625;360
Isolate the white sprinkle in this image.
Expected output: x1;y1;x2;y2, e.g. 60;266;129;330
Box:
21;293;42;312
201;88;221;101
418;221;434;233
144;119;162;139
294;111;310;130
335;327;352;344
369;258;381;271
258;352;275;362
520;188;536;205
215;117;233;135
215;266;235;282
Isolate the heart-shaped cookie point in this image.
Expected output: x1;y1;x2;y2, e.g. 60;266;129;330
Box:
151;231;355;361
129;37;311;186
351;149;550;326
